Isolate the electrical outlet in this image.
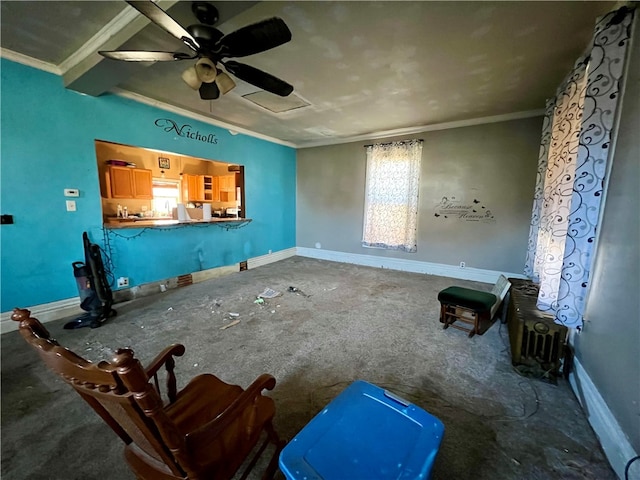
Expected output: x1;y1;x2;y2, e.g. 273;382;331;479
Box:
117;277;129;288
66;200;76;212
460;262;466;268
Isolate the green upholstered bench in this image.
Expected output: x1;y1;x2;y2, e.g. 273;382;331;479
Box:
438;275;510;337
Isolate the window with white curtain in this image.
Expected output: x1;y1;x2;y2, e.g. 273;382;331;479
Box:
362;139;422;252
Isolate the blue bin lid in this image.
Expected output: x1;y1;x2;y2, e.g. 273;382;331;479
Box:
279;380;444;480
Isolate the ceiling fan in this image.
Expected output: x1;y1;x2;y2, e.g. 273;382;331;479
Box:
99;0;294;100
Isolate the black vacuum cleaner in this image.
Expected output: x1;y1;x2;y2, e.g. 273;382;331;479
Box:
64;232;116;329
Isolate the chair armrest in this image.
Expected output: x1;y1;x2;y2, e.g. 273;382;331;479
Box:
186;374;276;445
144;344;186;404
145;344;186;378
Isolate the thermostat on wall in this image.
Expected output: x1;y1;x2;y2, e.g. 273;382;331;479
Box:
64;188;79;197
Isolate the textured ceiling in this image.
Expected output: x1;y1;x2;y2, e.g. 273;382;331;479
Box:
0;1;616;147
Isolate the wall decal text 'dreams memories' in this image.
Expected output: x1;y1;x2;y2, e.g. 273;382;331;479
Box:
434;196;495;223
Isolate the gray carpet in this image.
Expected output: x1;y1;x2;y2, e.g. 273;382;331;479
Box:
1;257;614;479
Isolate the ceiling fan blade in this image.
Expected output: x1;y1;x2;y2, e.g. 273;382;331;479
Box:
126;0;200;51
99;50;193;62
199;82;220;100
215;17;291;58
223;61;293;97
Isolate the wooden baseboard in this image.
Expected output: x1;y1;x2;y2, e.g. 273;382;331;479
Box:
1;298;83;334
569;355;639;479
1;247;297;335
296;247;525;284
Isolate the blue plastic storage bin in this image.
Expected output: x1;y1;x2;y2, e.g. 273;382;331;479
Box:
279;380;444;480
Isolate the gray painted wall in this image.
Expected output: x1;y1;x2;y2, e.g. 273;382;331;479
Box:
576;19;640;452
297;117;543;274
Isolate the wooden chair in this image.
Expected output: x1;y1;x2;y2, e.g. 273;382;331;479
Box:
11;308;285;480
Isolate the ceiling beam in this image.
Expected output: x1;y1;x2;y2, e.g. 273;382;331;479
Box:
62;1;258;97
62;0;181;96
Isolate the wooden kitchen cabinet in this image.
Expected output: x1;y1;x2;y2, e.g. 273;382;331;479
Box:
202;175;213;201
183;174;214;202
107;166;152;199
131;169;152;198
109;166;133;198
218;174;236;202
211;176;220;202
183;174;199;202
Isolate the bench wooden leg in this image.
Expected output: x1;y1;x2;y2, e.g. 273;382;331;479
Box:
440;304;449;329
439;303;483;337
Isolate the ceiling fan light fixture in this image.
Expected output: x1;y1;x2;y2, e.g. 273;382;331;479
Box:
181;66;202;90
199;82;220;100
99;1;293;101
195;58;217;83
215;71;236;94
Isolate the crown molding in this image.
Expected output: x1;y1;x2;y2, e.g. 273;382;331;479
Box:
57;3;147;74
0;48;60;75
295;109;546;149
1;50;545;150
58;0;180;83
0;51;294;148
112;88;297;148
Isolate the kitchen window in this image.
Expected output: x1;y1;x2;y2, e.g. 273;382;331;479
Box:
151;179;180;217
362;139;422;252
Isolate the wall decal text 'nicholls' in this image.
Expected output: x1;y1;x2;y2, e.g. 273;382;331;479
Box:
154;118;218;144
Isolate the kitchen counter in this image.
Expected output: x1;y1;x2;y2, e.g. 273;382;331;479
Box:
105;217;251;229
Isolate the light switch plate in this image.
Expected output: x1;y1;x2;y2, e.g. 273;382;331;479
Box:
64;188;79;197
66;200;76;212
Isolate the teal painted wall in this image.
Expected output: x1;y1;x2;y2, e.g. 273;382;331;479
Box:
0;59;296;311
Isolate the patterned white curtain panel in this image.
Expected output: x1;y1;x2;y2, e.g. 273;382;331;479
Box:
524;7;635;329
533;64;588;312
362;140;422;253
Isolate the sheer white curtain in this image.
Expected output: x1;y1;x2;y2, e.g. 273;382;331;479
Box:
362;140;422;252
524;7;634;329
